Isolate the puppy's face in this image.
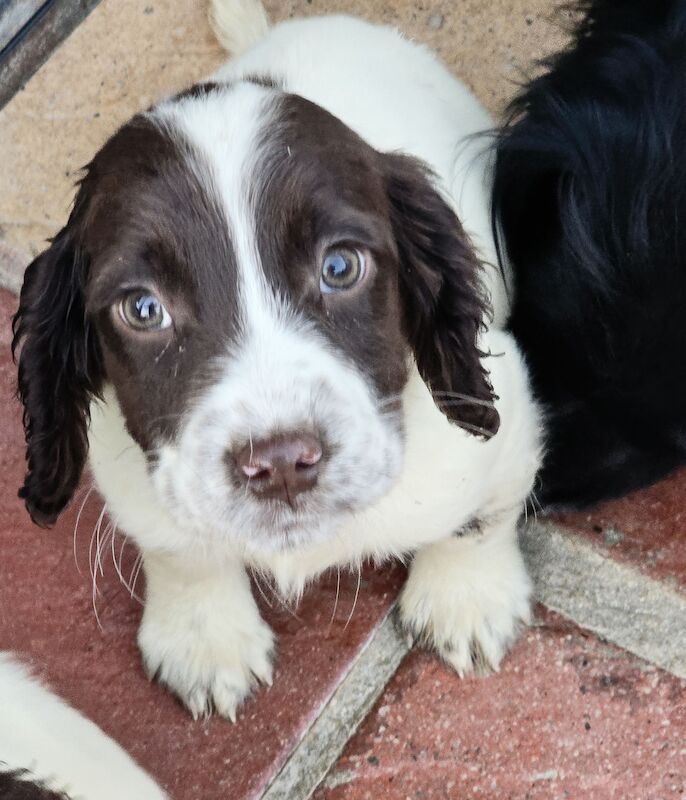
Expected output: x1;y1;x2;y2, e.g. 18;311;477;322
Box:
13;81;499;551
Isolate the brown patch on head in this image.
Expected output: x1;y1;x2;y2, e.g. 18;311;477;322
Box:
77;114;240;450
252;92;499;434
252;93;410;401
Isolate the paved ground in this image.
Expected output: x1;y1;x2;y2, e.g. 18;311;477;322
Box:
1;2;685;799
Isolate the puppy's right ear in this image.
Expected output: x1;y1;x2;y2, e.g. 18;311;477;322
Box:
12;224;103;527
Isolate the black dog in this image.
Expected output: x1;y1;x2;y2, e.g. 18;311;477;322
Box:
493;0;686;508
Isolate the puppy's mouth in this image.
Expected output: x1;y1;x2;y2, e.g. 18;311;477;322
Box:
239;488;355;549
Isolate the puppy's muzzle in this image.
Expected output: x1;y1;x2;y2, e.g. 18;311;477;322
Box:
231;432;323;506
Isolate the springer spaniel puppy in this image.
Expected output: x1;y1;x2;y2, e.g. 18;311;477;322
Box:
13;0;541;720
493;0;686;508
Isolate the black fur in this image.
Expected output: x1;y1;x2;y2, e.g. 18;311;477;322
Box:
493;0;686;507
12;191;104;527
385;153;500;438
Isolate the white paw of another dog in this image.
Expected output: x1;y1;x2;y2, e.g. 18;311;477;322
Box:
397;526;532;676
138;595;275;722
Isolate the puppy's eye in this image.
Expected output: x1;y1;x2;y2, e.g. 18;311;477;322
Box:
118;291;172;331
320;248;365;293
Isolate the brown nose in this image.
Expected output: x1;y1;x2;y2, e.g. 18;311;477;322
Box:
234;433;323;505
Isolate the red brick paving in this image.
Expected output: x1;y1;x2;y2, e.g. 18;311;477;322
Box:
554;469;686;593
0;289;404;799
315;608;686;800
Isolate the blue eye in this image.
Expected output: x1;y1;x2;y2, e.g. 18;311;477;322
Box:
119;291;172;331
320;248;365;293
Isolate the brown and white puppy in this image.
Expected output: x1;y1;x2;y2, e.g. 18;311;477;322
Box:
12;1;541;720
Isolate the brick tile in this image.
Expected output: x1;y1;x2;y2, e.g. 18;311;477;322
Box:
553;469;686;593
316;608;686;800
0;290;404;799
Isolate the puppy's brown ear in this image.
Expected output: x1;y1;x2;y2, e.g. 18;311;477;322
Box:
12;219;103;527
383;153;499;438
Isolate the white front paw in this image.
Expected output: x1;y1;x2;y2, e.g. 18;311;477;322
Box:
138;599;275;721
398;529;531;676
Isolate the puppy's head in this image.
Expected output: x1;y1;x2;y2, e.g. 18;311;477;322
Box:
13;80;498;549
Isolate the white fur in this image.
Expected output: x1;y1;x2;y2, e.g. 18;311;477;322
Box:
0;654;166;799
398;510;532;676
138;554;274;721
86;4;542;717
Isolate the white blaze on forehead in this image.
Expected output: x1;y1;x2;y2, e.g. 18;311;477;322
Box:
153;83;283;335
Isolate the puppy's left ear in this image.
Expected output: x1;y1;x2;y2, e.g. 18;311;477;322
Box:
384;153;500;438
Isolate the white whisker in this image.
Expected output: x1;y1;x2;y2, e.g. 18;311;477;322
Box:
109;527;144;604
344;565;362;630
89;504;108;632
88;505;107;597
73;484;96;575
329;565;341;628
95;513;110;579
129;555;144;601
252;570;274;609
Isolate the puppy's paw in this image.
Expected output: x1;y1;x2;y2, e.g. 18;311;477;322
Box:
397;531;531;676
138;600;275;721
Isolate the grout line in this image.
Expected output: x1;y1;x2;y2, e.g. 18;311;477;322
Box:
260;608;409;800
522;520;686;679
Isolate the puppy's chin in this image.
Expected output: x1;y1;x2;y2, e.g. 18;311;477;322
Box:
245;512;348;555
244;504;349;553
